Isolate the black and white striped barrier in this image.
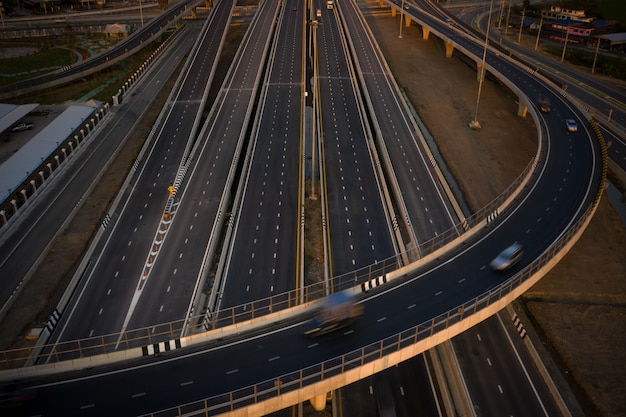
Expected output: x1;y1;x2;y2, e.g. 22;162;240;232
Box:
361;275;387;292
101;213;112;229
45;310;61;333
142;339;183;356
512;314;526;339
486;209;499;224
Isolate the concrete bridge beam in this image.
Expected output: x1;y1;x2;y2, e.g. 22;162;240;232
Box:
445;41;454;58
518;101;528;117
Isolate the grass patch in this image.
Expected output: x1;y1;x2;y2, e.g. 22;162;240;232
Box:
544;45;626;80
0;46;76;84
6;39;161;105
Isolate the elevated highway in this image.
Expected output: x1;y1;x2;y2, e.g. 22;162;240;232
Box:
0;0;607;416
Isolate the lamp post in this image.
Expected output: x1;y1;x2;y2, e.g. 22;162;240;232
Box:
399;0;405;39
311;19;319;200
469;0;494;130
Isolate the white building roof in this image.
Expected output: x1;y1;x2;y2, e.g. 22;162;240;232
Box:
0;103;98;202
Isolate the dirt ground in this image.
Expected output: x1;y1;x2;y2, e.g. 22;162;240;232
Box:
1;3;625;417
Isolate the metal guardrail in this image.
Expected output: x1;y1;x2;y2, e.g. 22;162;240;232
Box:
146;188;605;417
0;0;609;370
0;147;576;369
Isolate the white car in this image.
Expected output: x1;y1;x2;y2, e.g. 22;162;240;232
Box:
565;119;578;132
490;242;523;271
11;122;34;132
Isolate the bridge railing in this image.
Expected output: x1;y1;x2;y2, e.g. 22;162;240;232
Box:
146;200;600;417
0;105;603;368
0;154;540;368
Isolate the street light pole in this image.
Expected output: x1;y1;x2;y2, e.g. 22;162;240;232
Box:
311;20;319;200
399;0;405;39
469;0;494;130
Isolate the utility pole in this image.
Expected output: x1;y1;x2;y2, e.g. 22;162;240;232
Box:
534;16;543;50
140;0;144;27
517;8;525;43
592;37;600;73
561;23;570;62
504;1;511;34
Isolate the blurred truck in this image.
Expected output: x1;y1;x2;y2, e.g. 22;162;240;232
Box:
305;291;363;336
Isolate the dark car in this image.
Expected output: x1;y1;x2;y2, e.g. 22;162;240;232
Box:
490;242;523;271
11;122;34;132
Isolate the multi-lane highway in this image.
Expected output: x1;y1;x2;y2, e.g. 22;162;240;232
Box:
44;0;236;344
0;0;607;415
315;0;397;278
217;0;305;310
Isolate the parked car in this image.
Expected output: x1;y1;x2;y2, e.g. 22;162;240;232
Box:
490;242;523;271
565;119;578;132
11;122;34;132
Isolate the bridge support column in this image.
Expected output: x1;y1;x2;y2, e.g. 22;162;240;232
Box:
309;393;327;411
444;41;454;58
422;27;430;40
190;9;197;18
379;0;385;7
391;7;397;17
517;101;528;117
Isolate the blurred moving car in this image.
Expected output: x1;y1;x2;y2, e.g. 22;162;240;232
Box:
490;242;523;271
565;119;578;132
11;122;34;132
304;291;363;336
